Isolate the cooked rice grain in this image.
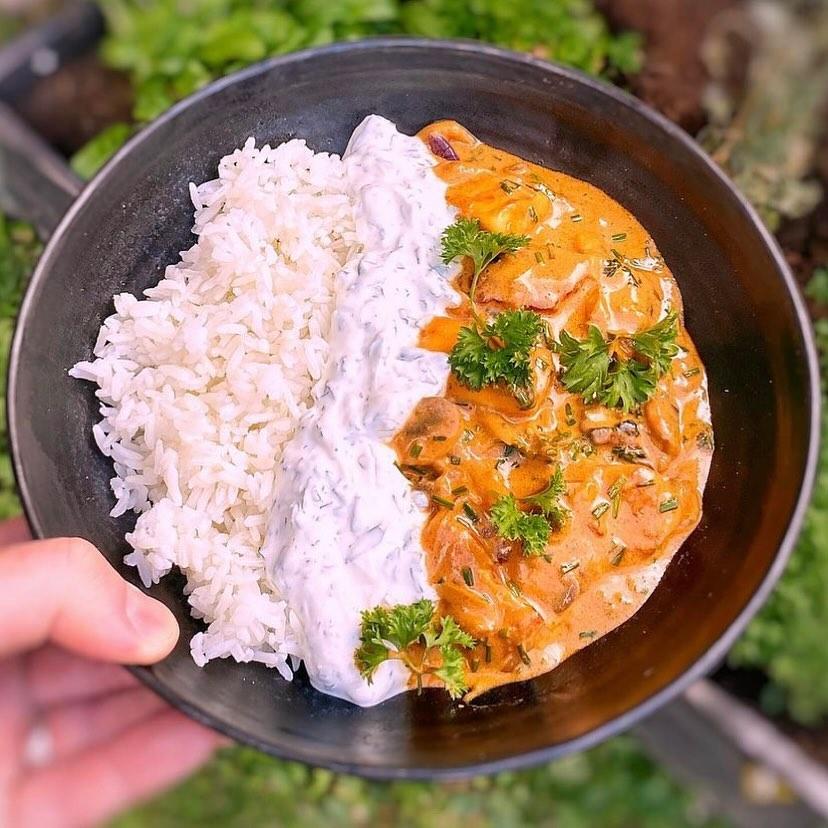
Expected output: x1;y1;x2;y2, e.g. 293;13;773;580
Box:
70;137;359;674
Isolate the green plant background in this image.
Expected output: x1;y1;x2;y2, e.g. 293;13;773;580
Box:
2;0;827;824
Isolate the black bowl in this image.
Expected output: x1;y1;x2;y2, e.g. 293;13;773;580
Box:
8;39;819;779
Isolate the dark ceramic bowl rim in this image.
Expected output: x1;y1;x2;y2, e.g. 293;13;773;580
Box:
9;37;821;780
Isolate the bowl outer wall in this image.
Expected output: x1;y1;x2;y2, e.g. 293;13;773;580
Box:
8;39;820;779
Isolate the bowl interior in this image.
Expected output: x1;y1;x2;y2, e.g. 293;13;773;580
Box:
9;41;817;777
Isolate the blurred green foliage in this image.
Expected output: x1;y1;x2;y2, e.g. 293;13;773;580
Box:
0;218;41;519
728;267;828;725
72;0;642;176
114;738;725;828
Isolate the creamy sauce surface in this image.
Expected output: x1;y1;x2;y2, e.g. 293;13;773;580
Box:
263;116;456;705
405;121;713;698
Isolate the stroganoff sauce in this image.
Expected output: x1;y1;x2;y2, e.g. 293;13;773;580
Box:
263;116;457;705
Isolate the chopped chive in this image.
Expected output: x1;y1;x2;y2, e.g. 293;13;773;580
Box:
534;251;544;264
571;213;583;223
432;495;455;509
697;430;715;451
517;644;532;666
462;566;474;587
449;455;462;465
565;403;576;427
612;445;647;463
506;579;523;599
611;232;627;242
432;435;447;442
560;560;580;575
610;543;626;566
592;502;610;520
462;502;479;523
579;630;597;639
410;442;423;458
636;479;656;488
484;640;492;663
608;476;627;518
451;485;469;496
500;179;521;194
659;496;679;513
462;428;474;443
528;205;539;223
684;367;701;378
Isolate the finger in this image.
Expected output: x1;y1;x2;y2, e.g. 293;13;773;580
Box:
11;709;220;828
0;538;178;663
25;646;138;708
0;515;31;545
35;687;167;764
0;656;28;787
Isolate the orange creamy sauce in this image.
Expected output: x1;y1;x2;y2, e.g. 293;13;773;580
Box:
391;121;713;699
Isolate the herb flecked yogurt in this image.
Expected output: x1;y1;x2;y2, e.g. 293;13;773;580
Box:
263;115;458;705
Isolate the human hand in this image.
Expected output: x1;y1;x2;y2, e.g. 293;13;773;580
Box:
0;518;224;828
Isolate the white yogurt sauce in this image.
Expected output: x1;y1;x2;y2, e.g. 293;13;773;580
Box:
263;115;457;706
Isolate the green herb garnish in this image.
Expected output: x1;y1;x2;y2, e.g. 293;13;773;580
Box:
522;466;570;530
592;502;610;520
517;643;532;665
432;495;455;509
608;476;626;518
449;309;545;392
355;600;474;699
440;218;528;317
462;566;474;587
462;502;480;523
610;542;626;566
490;494;550;557
659;496;679;513
553;312;680;412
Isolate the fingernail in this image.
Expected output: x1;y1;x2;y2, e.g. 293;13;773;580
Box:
124;582;179;659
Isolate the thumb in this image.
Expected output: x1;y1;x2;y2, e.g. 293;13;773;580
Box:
0;537;178;663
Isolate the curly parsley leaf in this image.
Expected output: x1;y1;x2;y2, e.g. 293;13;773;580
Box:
630;311;680;374
355;600;475;699
440;218;528;316
490;494;551;557
449;309;545;393
523;466;570;530
441;217;528;276
554;327;611;402
554;312;679;412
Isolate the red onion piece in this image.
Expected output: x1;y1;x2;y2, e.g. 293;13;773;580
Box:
427;133;459;161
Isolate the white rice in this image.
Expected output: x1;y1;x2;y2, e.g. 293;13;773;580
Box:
70;136;361;675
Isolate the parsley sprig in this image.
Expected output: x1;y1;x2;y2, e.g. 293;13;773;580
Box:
440;219;543;399
355;600;475;699
490;467;569;557
490;496;551;557
449;310;545;393
440;218;528;316
554;311;679;412
523;465;570;530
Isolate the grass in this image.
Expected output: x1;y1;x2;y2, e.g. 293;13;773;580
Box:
71;0;643;177
113;738;726;828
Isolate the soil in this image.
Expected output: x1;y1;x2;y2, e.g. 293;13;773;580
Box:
14;53;132;156
599;0;743;132
778;135;828;292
